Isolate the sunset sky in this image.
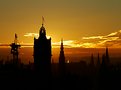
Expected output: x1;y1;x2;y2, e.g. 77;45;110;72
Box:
1;0;121;48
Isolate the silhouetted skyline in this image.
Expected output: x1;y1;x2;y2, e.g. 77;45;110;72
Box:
0;20;121;89
1;0;121;88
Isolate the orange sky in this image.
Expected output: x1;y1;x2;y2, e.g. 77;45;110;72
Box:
0;0;121;48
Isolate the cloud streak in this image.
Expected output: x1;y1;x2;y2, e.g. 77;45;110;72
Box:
82;30;121;48
52;40;95;48
23;30;121;48
24;33;39;37
24;33;51;39
53;30;121;48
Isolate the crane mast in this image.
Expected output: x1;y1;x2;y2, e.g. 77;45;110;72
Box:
10;33;21;64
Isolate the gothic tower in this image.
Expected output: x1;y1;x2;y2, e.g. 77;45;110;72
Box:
59;39;65;77
59;39;65;64
34;22;51;75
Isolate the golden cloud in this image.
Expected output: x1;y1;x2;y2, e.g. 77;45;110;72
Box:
24;33;51;39
24;33;39;37
23;30;121;48
52;40;95;48
82;36;106;40
82;30;121;48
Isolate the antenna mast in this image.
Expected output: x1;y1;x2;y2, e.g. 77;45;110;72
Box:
10;33;21;64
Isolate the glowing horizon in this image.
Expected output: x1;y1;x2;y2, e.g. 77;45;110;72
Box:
1;29;121;48
1;0;121;48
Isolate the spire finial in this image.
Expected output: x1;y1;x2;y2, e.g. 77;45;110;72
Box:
42;16;44;26
60;38;64;51
61;38;63;43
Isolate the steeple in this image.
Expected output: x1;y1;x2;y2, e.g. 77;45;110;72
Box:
59;38;65;64
61;39;64;51
59;38;66;77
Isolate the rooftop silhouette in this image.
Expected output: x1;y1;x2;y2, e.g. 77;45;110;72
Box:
0;19;121;89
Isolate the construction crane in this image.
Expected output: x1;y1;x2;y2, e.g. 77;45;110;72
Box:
10;33;21;64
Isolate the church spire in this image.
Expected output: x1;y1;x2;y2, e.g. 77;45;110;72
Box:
59;38;65;64
61;38;64;51
59;38;66;77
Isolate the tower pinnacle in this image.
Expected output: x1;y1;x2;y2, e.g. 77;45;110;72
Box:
59;38;66;76
61;38;64;51
59;38;65;64
42;16;44;26
39;16;46;38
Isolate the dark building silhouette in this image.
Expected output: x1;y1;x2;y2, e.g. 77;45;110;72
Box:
97;53;100;68
88;54;95;74
101;47;110;70
89;54;95;67
101;54;106;66
105;47;110;66
59;39;65;64
59;39;66;77
34;23;51;76
101;54;107;72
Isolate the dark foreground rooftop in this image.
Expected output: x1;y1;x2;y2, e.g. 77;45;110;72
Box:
0;62;121;90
